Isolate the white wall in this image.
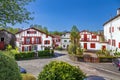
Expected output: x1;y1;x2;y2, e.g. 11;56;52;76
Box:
104;16;120;51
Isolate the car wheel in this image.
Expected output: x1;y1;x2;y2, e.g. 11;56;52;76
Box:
119;68;120;71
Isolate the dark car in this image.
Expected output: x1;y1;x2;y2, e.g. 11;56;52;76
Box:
84;76;105;80
112;58;120;71
19;66;27;73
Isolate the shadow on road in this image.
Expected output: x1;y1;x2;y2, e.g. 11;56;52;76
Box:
84;75;105;80
54;53;66;57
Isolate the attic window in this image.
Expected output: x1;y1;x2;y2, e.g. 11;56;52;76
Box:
27;31;36;34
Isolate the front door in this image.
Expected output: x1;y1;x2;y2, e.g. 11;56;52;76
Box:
84;43;87;50
102;45;106;50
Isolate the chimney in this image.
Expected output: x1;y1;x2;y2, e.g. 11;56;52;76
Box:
117;8;120;15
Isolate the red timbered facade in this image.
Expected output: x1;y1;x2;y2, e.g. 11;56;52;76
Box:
15;27;53;52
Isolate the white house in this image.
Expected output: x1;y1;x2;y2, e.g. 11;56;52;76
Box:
61;32;71;49
61;30;108;51
103;8;120;52
80;30;108;51
15;27;53;52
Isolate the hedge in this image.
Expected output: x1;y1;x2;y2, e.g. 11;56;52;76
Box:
15;52;34;60
38;50;54;58
15;50;54;60
99;56;119;62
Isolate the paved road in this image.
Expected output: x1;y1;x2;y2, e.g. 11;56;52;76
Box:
17;51;120;80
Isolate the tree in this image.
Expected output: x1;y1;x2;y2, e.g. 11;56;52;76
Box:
68;25;83;55
0;0;34;27
70;25;80;47
38;61;86;80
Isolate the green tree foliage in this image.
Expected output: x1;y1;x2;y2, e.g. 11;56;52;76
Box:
38;61;86;80
68;25;83;55
0;26;19;34
0;0;34;27
30;24;49;34
50;31;63;36
70;25;80;47
0;53;22;80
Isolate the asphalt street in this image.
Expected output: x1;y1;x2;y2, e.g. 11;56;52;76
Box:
17;50;120;80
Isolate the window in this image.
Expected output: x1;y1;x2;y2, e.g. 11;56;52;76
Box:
24;46;29;51
36;37;39;44
26;37;30;44
27;31;36;34
64;40;67;42
44;40;50;44
92;35;96;39
90;43;95;48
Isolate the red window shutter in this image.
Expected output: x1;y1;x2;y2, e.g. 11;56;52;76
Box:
46;35;48;38
44;41;46;44
30;37;32;44
119;42;120;48
112;27;114;32
109;27;111;33
39;37;41;44
108;39;111;45
114;40;116;46
29;46;31;51
34;37;36;44
90;43;95;48
24;37;26;44
22;46;24;51
48;40;50;44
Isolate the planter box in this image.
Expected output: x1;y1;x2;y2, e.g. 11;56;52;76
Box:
69;54;84;62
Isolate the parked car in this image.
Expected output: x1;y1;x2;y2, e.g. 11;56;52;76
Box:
112;58;120;71
84;76;105;80
19;66;27;73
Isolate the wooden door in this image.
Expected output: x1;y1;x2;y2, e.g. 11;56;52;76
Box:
84;43;87;49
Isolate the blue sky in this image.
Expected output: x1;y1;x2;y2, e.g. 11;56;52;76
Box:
14;0;120;31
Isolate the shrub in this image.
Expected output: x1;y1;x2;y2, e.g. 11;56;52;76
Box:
0;50;15;59
96;50;110;57
38;61;86;80
15;52;34;60
38;50;54;58
68;44;77;54
21;74;36;80
99;56;118;62
0;53;22;80
55;46;63;50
